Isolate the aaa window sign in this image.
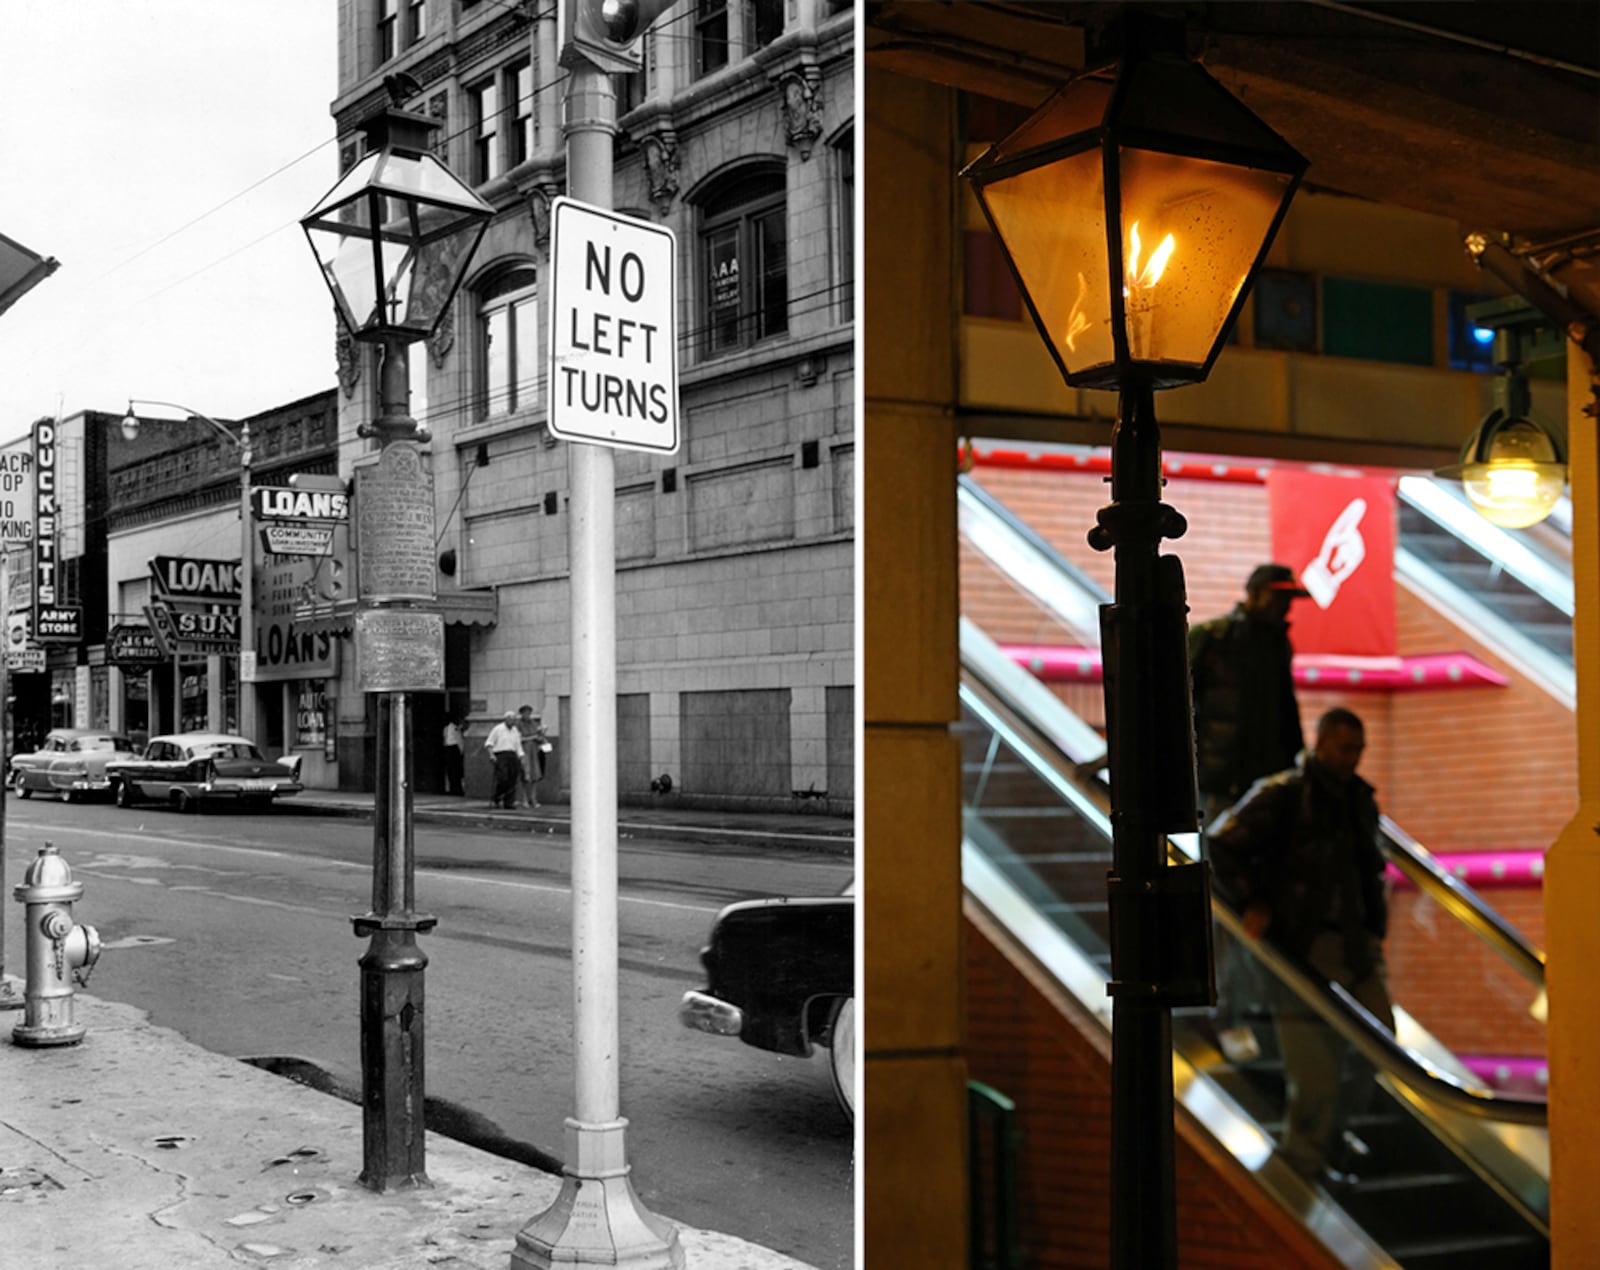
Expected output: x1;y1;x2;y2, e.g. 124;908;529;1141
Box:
548;197;679;454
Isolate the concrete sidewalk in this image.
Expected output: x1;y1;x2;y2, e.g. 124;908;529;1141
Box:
0;989;820;1269
281;786;855;856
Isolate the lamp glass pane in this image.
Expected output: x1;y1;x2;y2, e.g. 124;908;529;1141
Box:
396;224;486;332
986;77;1112;166
1117;147;1292;367
371;149;494;213
306;152;384;221
980;147;1115;380
306;220;380;332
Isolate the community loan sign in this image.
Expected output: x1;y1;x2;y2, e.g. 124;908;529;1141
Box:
547;197;679;454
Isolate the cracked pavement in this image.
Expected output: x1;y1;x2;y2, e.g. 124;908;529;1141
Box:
1;991;819;1269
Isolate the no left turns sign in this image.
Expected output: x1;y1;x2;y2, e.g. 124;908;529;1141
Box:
548;197;679;454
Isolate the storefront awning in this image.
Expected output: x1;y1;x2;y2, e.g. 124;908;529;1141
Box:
292;588;498;635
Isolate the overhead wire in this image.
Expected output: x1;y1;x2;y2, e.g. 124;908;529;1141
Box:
99;0;802;319
59;0;848;527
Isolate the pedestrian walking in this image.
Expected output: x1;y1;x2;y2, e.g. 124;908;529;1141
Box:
1205;706;1393;1190
516;704;549;809
1190;561;1311;1051
484;711;523;809
442;714;465;796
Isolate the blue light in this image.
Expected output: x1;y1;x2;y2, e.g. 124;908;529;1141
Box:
1473;327;1495;346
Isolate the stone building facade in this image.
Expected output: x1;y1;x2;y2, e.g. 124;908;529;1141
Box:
323;0;856;808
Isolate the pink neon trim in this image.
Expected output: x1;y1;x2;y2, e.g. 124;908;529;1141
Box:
1387;849;1546;890
1000;644;1507;692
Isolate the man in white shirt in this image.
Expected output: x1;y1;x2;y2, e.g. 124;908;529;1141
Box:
484;711;523;809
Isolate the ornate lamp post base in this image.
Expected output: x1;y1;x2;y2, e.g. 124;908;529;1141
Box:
510;1118;682;1269
353;916;437;1192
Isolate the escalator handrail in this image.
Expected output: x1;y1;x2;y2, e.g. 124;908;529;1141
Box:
1398;475;1573;615
1378;815;1547;989
958;644;1548;1128
958;472;1113;604
1203;871;1546;1127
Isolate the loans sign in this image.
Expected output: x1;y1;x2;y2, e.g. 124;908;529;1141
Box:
547;197;678;454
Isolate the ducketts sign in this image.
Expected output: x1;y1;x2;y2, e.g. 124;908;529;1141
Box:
32;419;54;608
31;418;78;644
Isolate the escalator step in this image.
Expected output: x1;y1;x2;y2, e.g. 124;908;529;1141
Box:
1383;1229;1545;1270
1348;1169;1465;1194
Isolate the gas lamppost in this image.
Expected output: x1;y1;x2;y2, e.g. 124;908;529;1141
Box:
120;402;253;738
963;15;1306;1269
299;104;491;1191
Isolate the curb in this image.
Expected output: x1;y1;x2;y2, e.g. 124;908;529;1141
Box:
277;798;855;856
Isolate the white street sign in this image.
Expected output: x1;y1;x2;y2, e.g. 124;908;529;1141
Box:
0;449;34;546
548;196;678;454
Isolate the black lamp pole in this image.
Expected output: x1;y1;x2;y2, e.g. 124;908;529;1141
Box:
351;334;437;1192
1090;377;1210;1270
301;98;490;1191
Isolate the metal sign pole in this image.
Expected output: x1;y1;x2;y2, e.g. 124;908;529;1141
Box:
510;58;680;1270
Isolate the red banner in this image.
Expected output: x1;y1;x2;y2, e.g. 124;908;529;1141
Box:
1267;469;1397;657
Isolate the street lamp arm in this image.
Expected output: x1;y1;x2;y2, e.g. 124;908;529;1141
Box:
122;398;252;466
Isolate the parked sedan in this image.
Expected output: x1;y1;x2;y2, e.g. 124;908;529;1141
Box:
679;887;855;1119
106;732;302;812
10;729;138;802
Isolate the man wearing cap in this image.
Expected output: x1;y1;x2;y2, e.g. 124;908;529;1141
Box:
484;711;524;809
1189;562;1311;1055
1189;562;1310;830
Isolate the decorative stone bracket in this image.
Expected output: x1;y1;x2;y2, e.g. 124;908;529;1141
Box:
335;317;362;399
527;182;563;253
639;130;681;216
775;66;823;159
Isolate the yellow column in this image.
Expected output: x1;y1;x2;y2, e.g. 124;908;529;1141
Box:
863;68;968;1266
1544;342;1600;1268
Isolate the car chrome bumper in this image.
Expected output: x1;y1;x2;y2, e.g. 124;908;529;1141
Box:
679;990;743;1037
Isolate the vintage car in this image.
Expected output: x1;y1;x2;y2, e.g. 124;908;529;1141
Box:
679;886;855;1119
10;728;138;802
106;732;302;812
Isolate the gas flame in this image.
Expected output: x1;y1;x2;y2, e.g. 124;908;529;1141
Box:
1126;221;1176;292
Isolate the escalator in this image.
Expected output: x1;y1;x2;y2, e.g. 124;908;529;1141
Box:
961;623;1548;1269
1395;477;1572;702
957;474;1551;1269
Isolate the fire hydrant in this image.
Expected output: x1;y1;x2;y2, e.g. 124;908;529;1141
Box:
13;843;101;1047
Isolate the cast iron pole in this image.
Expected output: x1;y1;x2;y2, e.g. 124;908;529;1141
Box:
352;334;437;1191
1089;377;1209;1270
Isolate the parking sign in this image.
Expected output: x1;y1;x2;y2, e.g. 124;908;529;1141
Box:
548;197;679;454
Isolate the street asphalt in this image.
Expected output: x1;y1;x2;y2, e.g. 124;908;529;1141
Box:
1;793;854;1268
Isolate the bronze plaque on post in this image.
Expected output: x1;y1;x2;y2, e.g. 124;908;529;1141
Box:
356;608;444;693
355;442;436;602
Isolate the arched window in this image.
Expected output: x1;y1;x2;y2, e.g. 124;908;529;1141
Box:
699;167;787;359
477;266;539;418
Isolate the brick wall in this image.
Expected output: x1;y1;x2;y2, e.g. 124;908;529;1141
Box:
966;910;1339;1269
965;463;1561;1057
